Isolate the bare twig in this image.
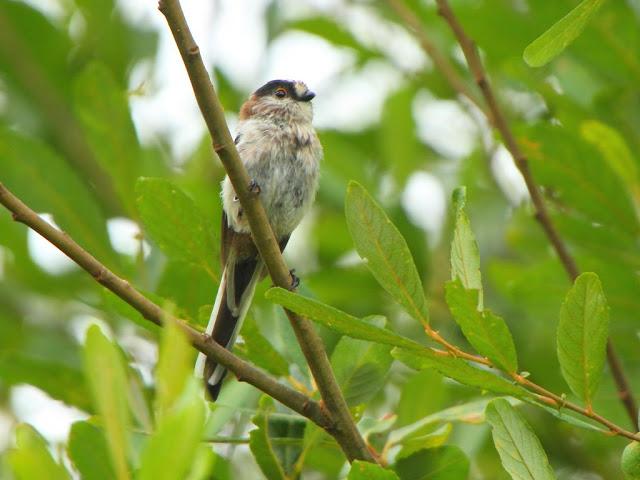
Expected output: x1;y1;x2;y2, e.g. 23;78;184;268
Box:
0;182;334;434
434;0;638;431
157;0;373;462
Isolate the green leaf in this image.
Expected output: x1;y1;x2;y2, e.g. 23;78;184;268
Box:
74;62;141;213
249;397;287;480
138;381;207;480
348;461;400;480
392;348;525;398
622;442;640;480
68;421;115;480
523;0;607;67
396;423;452;460
240;314;290;377
557;272;609;408
83;325;131;480
155;319;193;419
485;399;556;480
8;424;71;480
136;177;218;280
580;120;640;205
445;280;517;372
331;316;393;406
450;187;483;308
345;181;430;326
265;288;422;351
394;446;469;480
0;128;115;265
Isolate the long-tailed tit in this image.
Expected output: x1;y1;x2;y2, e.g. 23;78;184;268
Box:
194;80;322;400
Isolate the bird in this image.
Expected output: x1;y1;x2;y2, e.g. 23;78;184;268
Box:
194;79;322;400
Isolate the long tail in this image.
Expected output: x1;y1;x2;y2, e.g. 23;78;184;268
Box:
194;254;263;400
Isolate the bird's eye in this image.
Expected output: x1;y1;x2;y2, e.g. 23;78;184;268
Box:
274;88;287;98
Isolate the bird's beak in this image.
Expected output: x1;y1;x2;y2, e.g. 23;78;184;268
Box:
300;91;316;102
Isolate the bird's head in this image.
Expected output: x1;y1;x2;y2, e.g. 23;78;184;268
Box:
239;80;315;123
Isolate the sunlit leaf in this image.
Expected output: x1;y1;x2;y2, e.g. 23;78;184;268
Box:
345;181;429;326
485;399;556;479
83;325;131;480
524;0;607;67
8;424;71;480
557;272;609;408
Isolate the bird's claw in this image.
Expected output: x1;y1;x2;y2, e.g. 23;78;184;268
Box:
249;179;261;195
289;269;300;290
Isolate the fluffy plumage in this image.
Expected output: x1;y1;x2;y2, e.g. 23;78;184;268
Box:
194;80;322;400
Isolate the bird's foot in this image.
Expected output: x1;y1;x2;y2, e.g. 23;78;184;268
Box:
248;179;261;195
289;269;300;290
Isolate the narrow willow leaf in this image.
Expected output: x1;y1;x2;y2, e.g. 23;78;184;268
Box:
392;348;524;398
485;399;556;480
8;424;71;480
523;0;607;67
450;187;483;308
348;460;400;479
83;325;131;480
445;280;517;372
68;421;115;480
136;177;218;280
331;316;393;406
395;423;452;460
265;287;422;351
557;272;609;408
249;397;287;480
394;446;469;480
345;181;430;325
138;381;206;480
155;319;193;419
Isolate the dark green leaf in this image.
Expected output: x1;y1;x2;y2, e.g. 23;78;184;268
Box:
445;280;517;372
68;421;115;480
348;461;400;479
8;424;71;480
240;314;290;377
83;325;131;480
524;0;607;67
394;446;469;480
330;316;393;406
557;272;609;408
249;397;286;480
345;181;429;326
485;399;556;479
136;177;218;280
265;288;422;351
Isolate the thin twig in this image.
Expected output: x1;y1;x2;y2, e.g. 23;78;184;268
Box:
0;182;333;437
385;0;487;116
157;0;373;462
434;0;638;431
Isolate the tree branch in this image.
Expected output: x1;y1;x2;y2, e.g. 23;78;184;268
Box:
434;0;638;431
0;182;335;435
157;0;373;462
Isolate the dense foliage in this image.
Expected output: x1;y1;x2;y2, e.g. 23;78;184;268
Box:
1;0;640;478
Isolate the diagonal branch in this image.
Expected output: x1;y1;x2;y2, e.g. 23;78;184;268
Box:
434;0;638;431
157;0;373;462
0;182;333;435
